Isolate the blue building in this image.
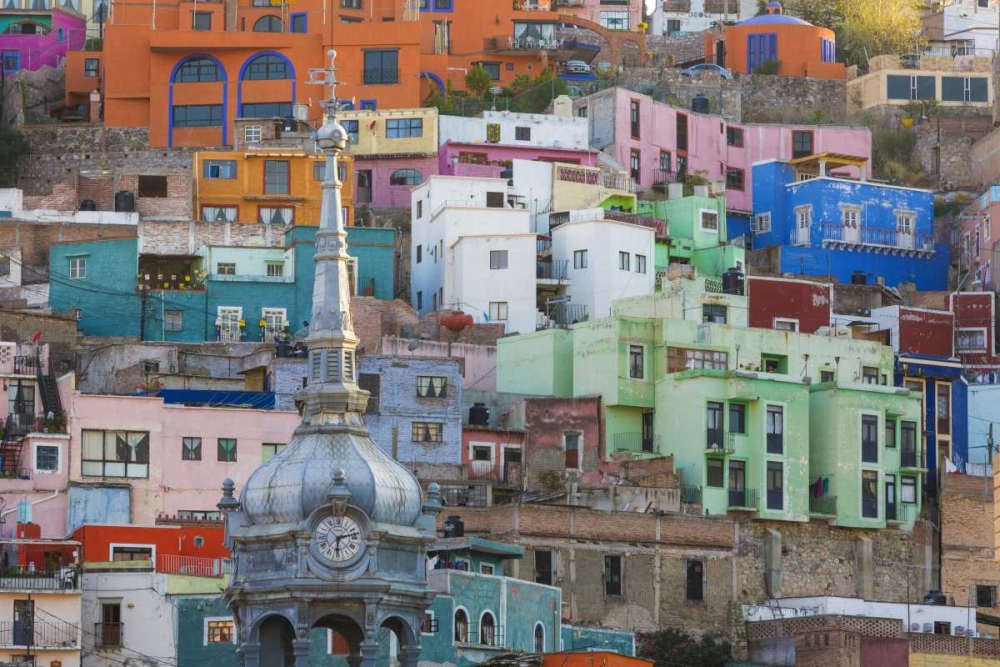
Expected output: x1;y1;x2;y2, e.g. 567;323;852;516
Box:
48;226;397;342
742;156;949;290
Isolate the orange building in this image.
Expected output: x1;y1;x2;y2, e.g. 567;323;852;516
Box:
541;652;650;667
193;148;353;225
704;1;845;80
74;0;645;147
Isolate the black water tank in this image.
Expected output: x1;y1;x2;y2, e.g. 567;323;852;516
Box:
691;94;711;114
79;199;96;211
443;515;465;538
924;590;947;606
469;402;490;427
722;267;745;295
114;190;135;213
851;270;867;285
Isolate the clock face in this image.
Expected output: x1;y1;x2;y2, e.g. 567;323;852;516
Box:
314;516;364;563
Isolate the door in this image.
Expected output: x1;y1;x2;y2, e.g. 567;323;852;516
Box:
357;170;373;204
715;40;726;67
728;460;746;507
503;448;522;484
217;307;242;343
843;208;860;244
261;308;286;342
13;599;34;646
886;474;897;521
100;602;122;646
641;411;655;453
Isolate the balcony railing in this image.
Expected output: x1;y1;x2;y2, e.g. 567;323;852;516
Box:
681;485;702;504
0;566;80;591
536;238;552;254
484;35;562;52
817;222;935;255
538;303;588;330
886;503;909;523
652;169;682;186
0;620;79;648
461;625;507;648
902;447;920;468
362;68;399;85
13;355;39;375
95;622;123;648
466;460;523;486
604;211;667;238
555;165;635;193
536;260;569;281
705;431;734;456
157;555;231;578
810;495;837;516
7;412;36;437
614;432;660;455
728;487;758;510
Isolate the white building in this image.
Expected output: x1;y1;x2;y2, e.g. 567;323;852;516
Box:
922;0;999;56
649;0;757;36
438;108;590;152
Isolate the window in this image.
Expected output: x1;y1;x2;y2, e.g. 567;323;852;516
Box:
942;76;989;103
173;104;223;128
629;345;644;379
937;383;951;435
412;422;443;442
574;250;588;269
69;257;87;280
729;403;745;434
766;406;783;454
707;402;723;450
416;291;423;309
700;210;719;232
421;612;436;635
707;458;724;487
341;0;362;6
820;370;835;382
766;462;783;511
901;421;918;467
753;212;771;233
203;160;236;179
344;120;359;144
534;623;545;653
112;545;153;561
577;106;588;118
726;126;743;147
629;99;640;139
862;470;878;518
182;437;202;461
478;62;500;80
861;415;879;463
729;460;747;507
792;131;813;159
390;169;422;185
480;563;495;575
264;160;289;194
488;302;508;321
600;10;629;30
253;15;282;31
34;444;60;473
84;57;100;77
958;329;986;351
386;118;423;138
242;102;293;119
82;430;150;478
515;126;531;141
358;373;380;414
885;419;896;449
667;347;728;372
138;175;168;198
901;475;917;503
217;438;237;462
177;510;220;521
244;54;291;80
486;192;505;208
564;432;580;469
217;263;236;275
773;318;797;332
659;150;671;171
630;149;640;182
261;442;285;463
619;251;630;271
747;32;777;72
862;366;879;384
1;51;19;74
702;304;727;324
635;254;647;274
206;619;234;644
454;609;469;643
686;561;704;601
364;49;398;84
264;262;284;278
977;586;997;608
604;555;622;596
479;612;497;646
313;162;326;181
726;168;745;191
534;550;553;585
244;125;262;143
193;11;211;30
490;250;508;270
417;376;447;398
287;11;306;31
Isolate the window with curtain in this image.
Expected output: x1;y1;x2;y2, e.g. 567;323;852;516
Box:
201;206;238;223
411;422;443;442
454;610;468;643
259;207;294;225
217;438;238;462
182;437;202;460
416;376;447;398
82;430;150;478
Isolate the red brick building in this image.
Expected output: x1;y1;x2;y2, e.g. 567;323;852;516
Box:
748;276;832;335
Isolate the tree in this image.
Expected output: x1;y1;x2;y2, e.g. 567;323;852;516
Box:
838;0;924;66
637;628;732;667
464;65;492;97
783;0;842;28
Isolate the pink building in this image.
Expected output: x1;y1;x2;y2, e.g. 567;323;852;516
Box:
958;186;1000;291
354;156;439;209
0;7;86;72
556;0;643;34
575;87;872;214
463;425;525;486
439;142;599;179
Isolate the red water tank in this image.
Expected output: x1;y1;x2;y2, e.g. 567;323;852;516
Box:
441;312;473;332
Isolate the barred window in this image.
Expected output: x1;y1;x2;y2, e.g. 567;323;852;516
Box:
416;376;447;398
412;422;443;442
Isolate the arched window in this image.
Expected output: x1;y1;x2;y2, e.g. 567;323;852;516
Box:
243;54;291;80
389;169;422;186
57;27;64;41
253;15;282;32
453;609;468;643
479;611;496;647
534;623;544;653
175;57;222;83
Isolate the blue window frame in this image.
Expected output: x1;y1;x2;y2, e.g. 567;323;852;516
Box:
747;33;777;73
1;51;20;74
432;0;452;10
173;104;224;128
360;99;377;110
343;120;359;144
290;12;307;32
204;160;237;179
386;118;423;138
57;27;64;41
243;54;291;80
820;38;835;63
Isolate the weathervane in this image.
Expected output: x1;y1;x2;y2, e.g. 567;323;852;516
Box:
308;49;342;123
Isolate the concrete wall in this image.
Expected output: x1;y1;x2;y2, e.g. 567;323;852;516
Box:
439;111;589;151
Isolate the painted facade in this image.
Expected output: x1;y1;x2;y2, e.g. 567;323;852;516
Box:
748;159;949;290
575;87;871;213
650;0;756;36
951;291;1000;382
922;0;999;57
847;54;995;113
703;2;845;79
747;275;832;335
193;149;355;226
0;6;85;72
957;186;1000;292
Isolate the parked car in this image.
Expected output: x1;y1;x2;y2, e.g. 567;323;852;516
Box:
565;60;591;74
680;63;733;80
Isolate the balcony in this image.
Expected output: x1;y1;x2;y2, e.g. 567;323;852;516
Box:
362;68;399;85
614;432;661;457
901;447;921;470
12;355;39;376
0;566;80;591
555;164;635;193
681;485;702;504
705;431;734;456
95;622;123;648
157;555;232;578
537;303;588;330
809;494;838;517
484;35;562;53
6;411;37;437
817;222;935;257
536;259;569;282
604;211;668;239
652;169;682;189
536;238;552;255
460;625;507;649
0;621;79;649
728;487;758;510
466;460;524;487
887;502;910;523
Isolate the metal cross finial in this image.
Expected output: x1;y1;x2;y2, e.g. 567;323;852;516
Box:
307;49;342;123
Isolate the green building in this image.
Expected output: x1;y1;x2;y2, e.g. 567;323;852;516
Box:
497;282;924;528
638;193;745;279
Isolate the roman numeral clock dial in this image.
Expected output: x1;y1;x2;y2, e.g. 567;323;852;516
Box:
315;516;364;563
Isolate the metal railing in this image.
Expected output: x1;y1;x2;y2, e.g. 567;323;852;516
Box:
652;169;682;186
13;355;38;375
536;260;569;281
484;35;562;51
7;412;36;437
95;622;123;648
0;620;79;648
538;303;588;330
614;432;660;455
886;503;910;523
704;276;724;293
0;566;80;591
461;625;507;648
604;211;667;238
810;495;837;516
705;432;734;455
466;460;523;486
362;68;399;85
554;165;634;192
816;222;935;253
536;238;552;254
728;487;757;509
439;485;489;507
681;485;702;504
902;447;920;468
157;555;232;578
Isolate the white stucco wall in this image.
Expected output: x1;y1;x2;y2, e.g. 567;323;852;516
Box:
439;111;589;151
743;596;979;635
450;234;539;335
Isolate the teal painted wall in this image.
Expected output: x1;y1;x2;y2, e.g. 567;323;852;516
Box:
561;625;634;654
142;290;211;343
288;225;398;302
50;238;140;338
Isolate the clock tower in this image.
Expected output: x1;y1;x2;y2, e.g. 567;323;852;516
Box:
218;50;440;667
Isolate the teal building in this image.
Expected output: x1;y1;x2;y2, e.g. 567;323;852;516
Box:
48;226;397;342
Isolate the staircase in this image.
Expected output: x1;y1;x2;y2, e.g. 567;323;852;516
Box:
0;414;23;477
36;352;63;417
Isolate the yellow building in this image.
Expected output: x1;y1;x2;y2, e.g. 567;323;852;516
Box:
193;150;354;226
848;53;995;113
339;107;439;158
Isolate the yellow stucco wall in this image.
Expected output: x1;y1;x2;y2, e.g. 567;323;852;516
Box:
340;107;439;157
912;653;1000;666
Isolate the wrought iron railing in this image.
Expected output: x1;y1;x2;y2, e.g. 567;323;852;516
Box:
604;211;667;238
902;447;920;468
466;461;523;486
538;303;588;330
816;222;935;253
886;503;909;523
7;412;36;437
13;355;38;375
439;485;489;507
157;555;232;578
536;260;569;281
0;566;80;591
810;495;837;516
0;620;79;648
705;431;734;455
681;485;702;504
95;622;123;648
536;238;552;254
728;487;757;509
652;169;682;186
362;68;399;85
614;432;660;455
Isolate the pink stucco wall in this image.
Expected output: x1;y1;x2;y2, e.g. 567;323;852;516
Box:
1;433;71;538
354;156;439;209
560;0;643;33
438;141;598;177
608;89;872;212
0;9;86;72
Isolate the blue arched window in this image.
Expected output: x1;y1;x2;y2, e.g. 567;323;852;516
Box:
57;27;64;41
253;15;282;32
174;57;222;83
389;169;422;186
242;54;291;80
